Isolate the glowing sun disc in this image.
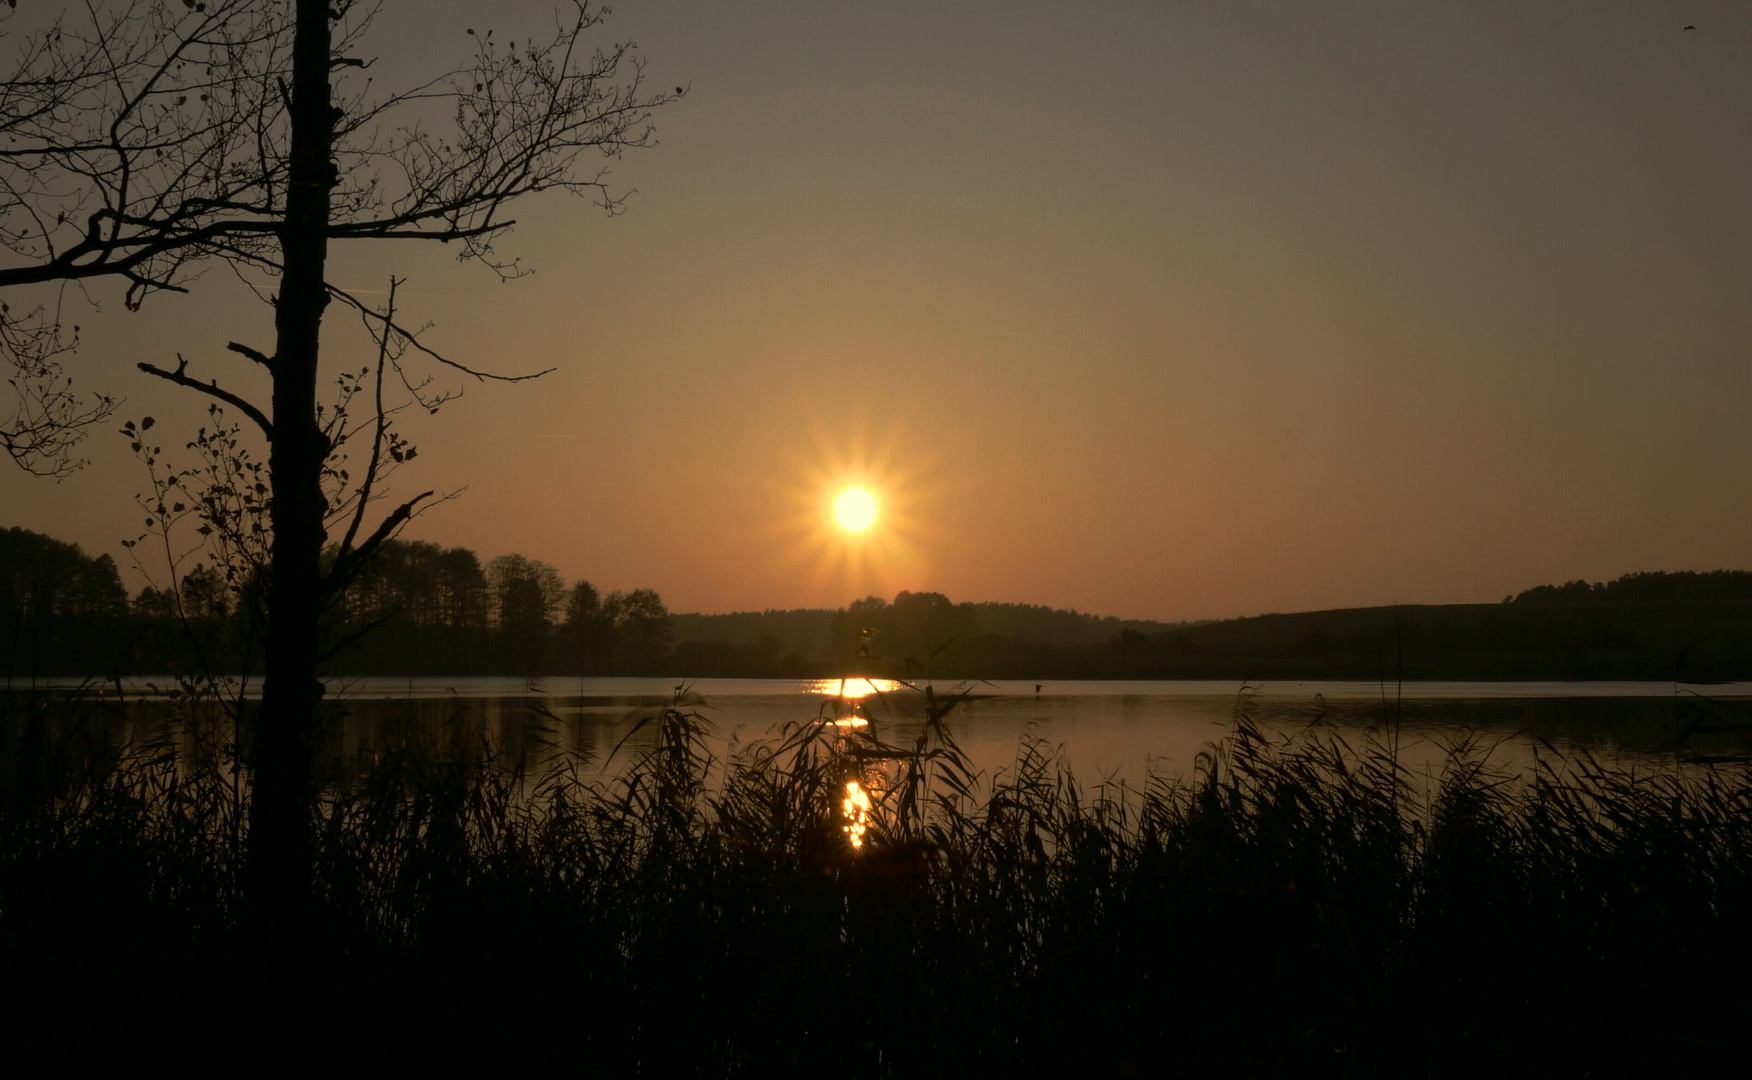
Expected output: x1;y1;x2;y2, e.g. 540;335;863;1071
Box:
834;487;878;532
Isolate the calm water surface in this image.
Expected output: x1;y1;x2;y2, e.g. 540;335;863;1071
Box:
75;677;1743;782
27;676;1752;781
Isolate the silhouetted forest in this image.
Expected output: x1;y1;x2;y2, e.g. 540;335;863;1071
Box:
6;523;1752;680
0;527;132;678
1;528;673;677
683;583;1752;682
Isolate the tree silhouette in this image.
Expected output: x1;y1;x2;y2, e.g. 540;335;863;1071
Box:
561;578;614;672
606;586;671;672
487;552;564;668
0;1;677;923
0;526;129;676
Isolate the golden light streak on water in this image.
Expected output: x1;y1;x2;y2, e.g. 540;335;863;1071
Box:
842;780;871;850
807;677;901;700
828;698;872;727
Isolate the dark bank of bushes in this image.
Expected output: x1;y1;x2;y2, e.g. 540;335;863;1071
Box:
0;527;683;678
0;526;134;677
2;687;1749;1077
1075;595;1752;681
11;521;1752;681
672;573;1752;682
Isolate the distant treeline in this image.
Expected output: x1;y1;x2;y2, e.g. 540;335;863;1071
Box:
668;597;1188;678
0;527;673;678
648;573;1752;682
6;523;1752;680
1;527;133;679
327;540;673;675
1506;571;1752;606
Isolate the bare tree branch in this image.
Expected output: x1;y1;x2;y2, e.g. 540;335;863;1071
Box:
325;488;433;597
335;274;398;560
1;300;117;476
137;352;272;438
326;281;555;383
0;1;676;303
226;340;273;369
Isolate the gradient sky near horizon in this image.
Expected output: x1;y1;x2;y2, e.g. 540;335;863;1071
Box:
3;1;1749;621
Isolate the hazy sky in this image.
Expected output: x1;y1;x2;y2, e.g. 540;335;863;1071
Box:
3;1;1749;620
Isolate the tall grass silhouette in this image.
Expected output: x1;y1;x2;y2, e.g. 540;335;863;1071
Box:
2;679;1748;1075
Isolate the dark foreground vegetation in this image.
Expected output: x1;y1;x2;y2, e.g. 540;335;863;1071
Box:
3;686;1748;1076
10;523;1752;681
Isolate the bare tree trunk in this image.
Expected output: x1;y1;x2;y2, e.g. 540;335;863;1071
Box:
2;0;673;928
246;0;334;926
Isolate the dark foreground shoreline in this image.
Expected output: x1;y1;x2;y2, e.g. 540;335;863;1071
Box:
3;687;1748;1076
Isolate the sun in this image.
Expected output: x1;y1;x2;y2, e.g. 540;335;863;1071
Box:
834;487;878;532
767;419;939;597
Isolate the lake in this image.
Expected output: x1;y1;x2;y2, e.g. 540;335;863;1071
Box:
29;676;1748;784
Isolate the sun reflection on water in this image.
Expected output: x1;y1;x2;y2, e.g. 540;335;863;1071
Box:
842;780;872;849
808;677;901;700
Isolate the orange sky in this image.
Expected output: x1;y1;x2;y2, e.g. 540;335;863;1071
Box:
4;1;1750;621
